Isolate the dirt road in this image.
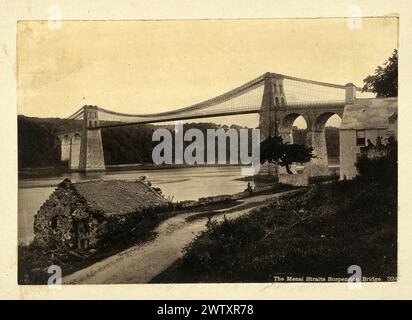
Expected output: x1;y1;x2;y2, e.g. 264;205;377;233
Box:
63;192;291;284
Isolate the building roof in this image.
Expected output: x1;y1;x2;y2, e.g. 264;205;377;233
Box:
60;178;169;216
340;97;398;130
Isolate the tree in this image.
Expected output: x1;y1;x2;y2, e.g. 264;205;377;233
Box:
363;49;398;97
260;136;314;174
355;136;397;188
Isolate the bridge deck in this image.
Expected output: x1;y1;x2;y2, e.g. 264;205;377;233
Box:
90;101;346;129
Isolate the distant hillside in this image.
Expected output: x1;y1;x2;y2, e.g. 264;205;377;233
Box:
18;116;67;169
18;116;157;169
18;116;340;169
17;117;252;169
101;122;252;165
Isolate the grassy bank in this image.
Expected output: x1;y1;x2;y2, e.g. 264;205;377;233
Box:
18;192;255;284
152;176;397;283
18;208;174;284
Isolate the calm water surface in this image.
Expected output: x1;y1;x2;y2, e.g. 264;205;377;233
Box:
18;166;252;245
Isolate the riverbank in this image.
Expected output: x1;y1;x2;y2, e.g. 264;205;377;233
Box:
19;182;296;284
151;176;397;283
62;190;301;284
19;163;243;179
18;166;261;245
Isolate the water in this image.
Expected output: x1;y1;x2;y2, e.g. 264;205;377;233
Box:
18;166;252;245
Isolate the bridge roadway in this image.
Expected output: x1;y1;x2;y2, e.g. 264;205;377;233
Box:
90;101;346;130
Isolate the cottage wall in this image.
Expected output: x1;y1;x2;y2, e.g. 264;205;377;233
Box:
339;97;397;180
340;128;388;179
33;185;104;250
33;178;173;253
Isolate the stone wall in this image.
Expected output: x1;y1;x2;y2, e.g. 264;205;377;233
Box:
302;163;330;177
33;183;104;250
61;136;71;161
33;178;173;253
79;128;106;171
340;128;388;179
69;134;81;170
279;173;308;187
306;130;328;167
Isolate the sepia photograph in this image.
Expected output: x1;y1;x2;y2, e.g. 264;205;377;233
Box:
16;17;398;286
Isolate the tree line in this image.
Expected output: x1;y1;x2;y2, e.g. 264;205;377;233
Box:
18;116;340;169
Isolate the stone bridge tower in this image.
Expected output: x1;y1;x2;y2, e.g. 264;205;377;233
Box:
79;106;106;171
258;73;287;177
257;73;355;179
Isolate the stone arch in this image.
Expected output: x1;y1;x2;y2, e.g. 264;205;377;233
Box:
307;112;342;169
69;133;81;170
313;112;342;131
279;113;308;144
54;136;61;146
277;113;309;175
317;112;342;172
61;135;71;161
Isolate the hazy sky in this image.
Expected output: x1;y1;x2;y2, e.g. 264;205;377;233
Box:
18;18;398;128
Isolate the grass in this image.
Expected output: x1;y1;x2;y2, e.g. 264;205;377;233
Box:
185;201;263;222
180;200;241;213
18;209;169;284
18;193;265;284
151;177;397;283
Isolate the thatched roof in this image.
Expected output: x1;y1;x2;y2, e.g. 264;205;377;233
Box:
340;97;398;130
59;178;169;216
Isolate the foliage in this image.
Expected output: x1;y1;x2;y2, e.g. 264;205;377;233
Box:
153;179;397;282
18;206;176;284
18;116;62;168
363;49;398;97
355;136;397;188
260;136;314;174
18;116;255;169
152;146;398;282
19;116;342;170
102;125;155;164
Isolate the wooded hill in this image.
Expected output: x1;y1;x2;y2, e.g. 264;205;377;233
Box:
18;115;340;169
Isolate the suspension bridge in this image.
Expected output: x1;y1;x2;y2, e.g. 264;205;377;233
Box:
57;72;365;175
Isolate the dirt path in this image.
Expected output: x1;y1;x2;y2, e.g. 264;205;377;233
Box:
63;191;293;284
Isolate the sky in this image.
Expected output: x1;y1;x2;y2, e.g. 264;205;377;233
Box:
17;18;398;128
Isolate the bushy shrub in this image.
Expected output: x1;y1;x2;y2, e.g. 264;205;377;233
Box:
153;147;398;282
355;136;397;188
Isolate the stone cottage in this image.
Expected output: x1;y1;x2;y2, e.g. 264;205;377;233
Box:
33;178;170;252
340;97;398;179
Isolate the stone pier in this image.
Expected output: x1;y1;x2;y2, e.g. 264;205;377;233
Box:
257;73;356;179
57;106;106;172
79;106;106;171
